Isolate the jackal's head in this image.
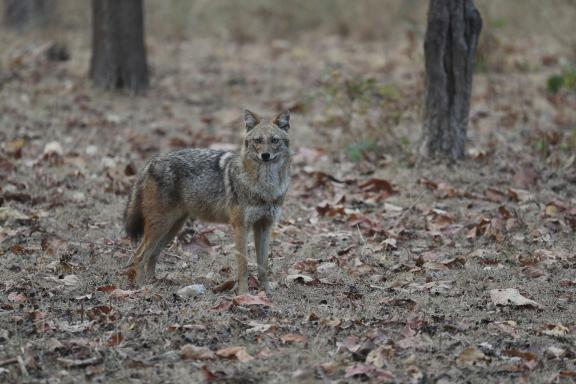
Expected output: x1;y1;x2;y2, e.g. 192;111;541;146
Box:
242;110;291;163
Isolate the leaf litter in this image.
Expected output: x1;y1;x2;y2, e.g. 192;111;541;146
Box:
0;13;575;384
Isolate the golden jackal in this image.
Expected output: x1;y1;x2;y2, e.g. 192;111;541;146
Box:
124;110;291;294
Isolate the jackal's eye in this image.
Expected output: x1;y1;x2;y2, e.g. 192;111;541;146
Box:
254;137;263;144
271;137;279;144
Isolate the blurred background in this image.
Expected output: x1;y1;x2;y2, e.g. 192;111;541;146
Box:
1;0;575;162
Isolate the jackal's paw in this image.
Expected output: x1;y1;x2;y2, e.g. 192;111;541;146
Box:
261;281;278;296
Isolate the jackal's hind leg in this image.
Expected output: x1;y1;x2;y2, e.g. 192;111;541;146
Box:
132;213;186;286
144;216;187;280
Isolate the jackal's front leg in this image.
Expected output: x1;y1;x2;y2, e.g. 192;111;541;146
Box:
254;221;272;295
233;223;249;294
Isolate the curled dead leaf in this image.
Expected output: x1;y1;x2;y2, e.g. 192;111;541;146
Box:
286;274;314;284
280;334;306;344
542;323;569;337
215;346;253;362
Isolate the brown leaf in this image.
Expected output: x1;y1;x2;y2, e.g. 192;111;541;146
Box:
344;363;395;381
45;338;64;352
507;188;531;202
457;346;490;366
492;321;518;338
8;292;27;303
109;288;138;299
280;334;306;344
106;332;123;347
365;346;394;368
232;294;272;307
317;360;341;375
503;348;539;370
292;258;319;273
96;284;117;293
316;201;346;217
209;301;232;312
559;279;576;287
180;344;216;360
541;323;569;337
212;279;235;293
215;346;253;362
418;177;438;190
485;188;506;203
286;274;314;284
440;257;466;269
513;165;539;188
358;178;398;195
559;370;576;378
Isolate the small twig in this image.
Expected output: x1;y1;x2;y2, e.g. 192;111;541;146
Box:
17;355;28;377
0;358;18;366
369;284;387;290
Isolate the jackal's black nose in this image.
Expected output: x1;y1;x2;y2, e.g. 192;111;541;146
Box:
261;153;271;161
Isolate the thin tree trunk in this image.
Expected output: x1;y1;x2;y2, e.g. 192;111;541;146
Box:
420;0;482;160
90;0;149;92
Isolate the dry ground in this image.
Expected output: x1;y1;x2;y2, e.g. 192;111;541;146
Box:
0;17;575;384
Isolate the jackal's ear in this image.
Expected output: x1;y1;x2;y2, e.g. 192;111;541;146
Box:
244;109;260;132
273;110;290;131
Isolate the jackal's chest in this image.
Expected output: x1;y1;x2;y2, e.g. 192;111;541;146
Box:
244;203;281;225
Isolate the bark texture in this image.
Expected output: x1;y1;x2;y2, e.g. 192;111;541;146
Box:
420;0;482;160
90;0;149;92
3;0;48;29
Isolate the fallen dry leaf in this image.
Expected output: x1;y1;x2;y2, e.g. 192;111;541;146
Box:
212;279;235;293
106;332;123;347
457;346;490;366
286;274;314;284
280;333;306;344
542;323;569;337
489;288;543;309
215;346;254;362
492;321;518;338
502;348;539;370
96;284;116;293
109;288;138;299
365;346;393;368
180;344;216;360
344;363;395;381
246;322;273;334
57;356;102;368
232;294;272;307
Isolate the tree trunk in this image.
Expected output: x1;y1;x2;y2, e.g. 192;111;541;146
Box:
90;0;149;92
420;0;482;160
3;0;49;29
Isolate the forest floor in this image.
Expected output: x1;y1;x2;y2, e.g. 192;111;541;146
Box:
0;29;575;384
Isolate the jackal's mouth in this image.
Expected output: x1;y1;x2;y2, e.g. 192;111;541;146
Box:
259;153;278;162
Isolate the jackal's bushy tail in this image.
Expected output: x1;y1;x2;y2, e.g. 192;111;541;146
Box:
124;179;144;242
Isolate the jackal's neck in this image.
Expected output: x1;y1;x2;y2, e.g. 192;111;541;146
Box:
239;156;290;201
